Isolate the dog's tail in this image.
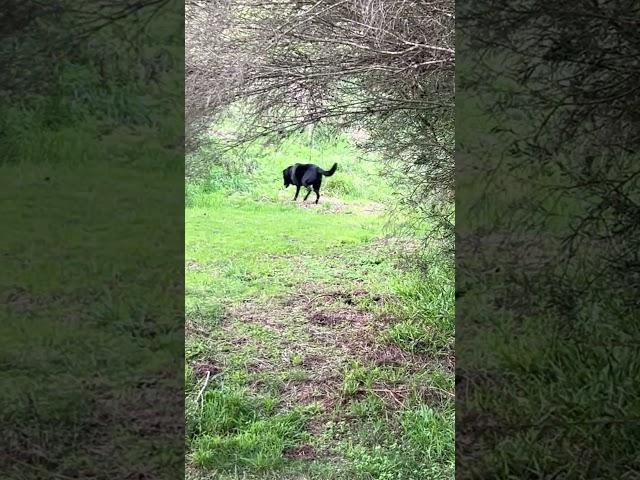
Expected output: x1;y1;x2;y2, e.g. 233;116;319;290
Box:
320;163;338;177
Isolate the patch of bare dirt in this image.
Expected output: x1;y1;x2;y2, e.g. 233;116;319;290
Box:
292;196;385;215
225;285;386;400
226;300;289;332
192;360;221;378
221;282;452;423
185;260;202;271
283;444;317;460
365;343;410;366
281;377;341;411
309;311;340;325
286;283;386;310
368;385;411;408
442;353;456;373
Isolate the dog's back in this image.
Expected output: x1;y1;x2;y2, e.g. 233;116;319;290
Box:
286;163;337;186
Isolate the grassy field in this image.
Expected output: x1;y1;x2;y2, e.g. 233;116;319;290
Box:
1;151;184;478
1;5;186;478
185;134;454;479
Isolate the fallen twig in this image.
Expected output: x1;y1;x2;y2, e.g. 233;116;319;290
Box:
196;370;211;411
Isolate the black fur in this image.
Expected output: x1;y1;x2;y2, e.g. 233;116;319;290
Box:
282;162;338;204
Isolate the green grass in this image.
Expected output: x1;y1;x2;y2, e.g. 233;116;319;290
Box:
388;252;455;356
186;202;384;311
185;131;454;479
186;129;394;207
188;386;316;471
1;159;183;478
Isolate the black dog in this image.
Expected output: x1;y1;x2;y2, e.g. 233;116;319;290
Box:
282;162;338;204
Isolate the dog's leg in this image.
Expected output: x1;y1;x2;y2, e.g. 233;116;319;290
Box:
303;189;312;202
315;188;320;204
293;185;301;201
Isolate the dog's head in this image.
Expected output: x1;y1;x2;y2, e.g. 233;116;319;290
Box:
282;167;291;187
